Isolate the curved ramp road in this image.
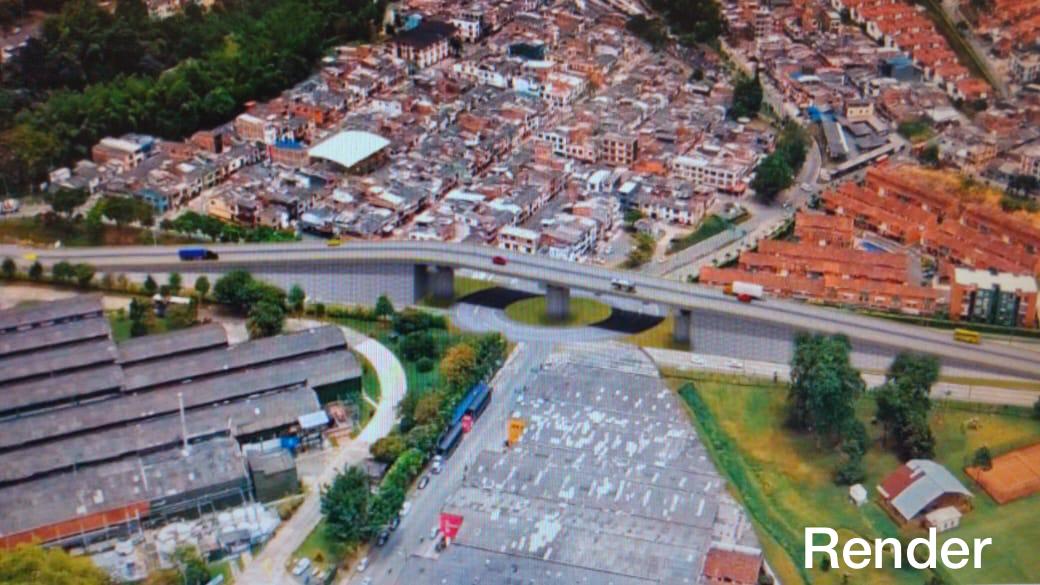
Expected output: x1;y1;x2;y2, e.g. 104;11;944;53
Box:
4;241;1038;378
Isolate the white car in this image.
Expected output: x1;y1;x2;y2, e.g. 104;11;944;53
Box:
725;359;742;370
430;526;440;539
291;558;311;576
400;501;412;517
357;556;369;573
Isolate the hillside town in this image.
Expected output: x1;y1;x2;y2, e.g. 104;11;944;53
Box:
1;0;1040;584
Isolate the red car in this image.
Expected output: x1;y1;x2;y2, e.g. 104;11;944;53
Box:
492;255;508;266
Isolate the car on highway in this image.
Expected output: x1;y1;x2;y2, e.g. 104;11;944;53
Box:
357;557;369;572
418;475;430;489
611;278;635;293
725;359;742;370
492;255;508;266
326;238;342;247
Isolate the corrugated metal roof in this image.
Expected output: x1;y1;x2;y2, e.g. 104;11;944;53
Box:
0;318;110;358
0;295;103;331
888;460;972;520
118;323;228;364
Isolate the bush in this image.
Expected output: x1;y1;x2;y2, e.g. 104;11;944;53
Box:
416;357;434;372
399;331;437;361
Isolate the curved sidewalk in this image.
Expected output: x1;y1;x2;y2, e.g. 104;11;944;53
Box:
238;319;406;585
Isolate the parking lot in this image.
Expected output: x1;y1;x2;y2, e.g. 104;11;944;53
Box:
392;342;761;584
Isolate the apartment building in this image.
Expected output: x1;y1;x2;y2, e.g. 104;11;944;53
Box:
949;267;1038;328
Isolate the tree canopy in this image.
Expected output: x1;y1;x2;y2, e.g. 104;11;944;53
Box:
729;74;763;120
875;352;939;460
0;0;387;190
787;333;865;441
0;544;112;585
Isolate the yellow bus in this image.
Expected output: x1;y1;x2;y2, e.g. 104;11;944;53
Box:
953;328;981;344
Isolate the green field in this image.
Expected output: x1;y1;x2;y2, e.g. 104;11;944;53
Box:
668;214;735;254
0;216;199;247
504;296;612;327
292;519;358;573
669;373;1040;585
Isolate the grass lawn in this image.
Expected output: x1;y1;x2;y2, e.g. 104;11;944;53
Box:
503;296;612;327
293;519;359;572
421;276;497;308
0;216;199;247
621;314;688;350
667;215;734;254
668;373;1040;585
207;560;234;584
108;311;185;342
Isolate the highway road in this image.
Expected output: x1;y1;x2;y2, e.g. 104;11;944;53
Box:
647;347;1040;408
3;241;1039;379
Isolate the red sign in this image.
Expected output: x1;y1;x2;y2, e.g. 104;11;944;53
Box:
461;414;474;433
439;513;464;540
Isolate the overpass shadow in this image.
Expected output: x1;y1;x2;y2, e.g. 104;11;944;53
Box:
457;286;664;334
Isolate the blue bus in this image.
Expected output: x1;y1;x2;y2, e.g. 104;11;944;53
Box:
449;382;492;427
435;422;464;458
178;247;219;261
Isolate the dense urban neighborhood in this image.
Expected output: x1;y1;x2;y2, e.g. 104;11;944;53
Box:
1;0;1040;583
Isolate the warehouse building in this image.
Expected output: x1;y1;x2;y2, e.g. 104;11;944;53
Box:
0;295;360;549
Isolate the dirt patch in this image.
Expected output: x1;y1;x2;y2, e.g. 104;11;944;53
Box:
967;442;1040;504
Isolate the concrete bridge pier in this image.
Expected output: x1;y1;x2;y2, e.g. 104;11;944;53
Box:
432;265;455;302
673;308;692;346
546;285;571;321
413;264;430;301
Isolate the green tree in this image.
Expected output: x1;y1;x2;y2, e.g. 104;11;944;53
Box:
100;195;153;227
787;333;865;443
729;74;764;120
875;352;939;460
0;544;112;585
129;298;149;338
194;275;210;299
400;331;437;361
919;143;940;167
52;261;74;283
1034;396;1040;420
45;188;89;218
288;284;306;314
170;546;209;585
28;261;43;281
405;423;441;453
167;272;182;295
73;263;95;288
370;434;407;464
972;446;993;470
413;392;443;426
751;153;794;203
321;466;371;543
441;342;478;390
1;257;15;279
143;274;158;295
374;294;396;320
247;299;285;338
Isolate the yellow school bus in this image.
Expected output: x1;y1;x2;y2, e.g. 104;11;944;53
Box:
953;328;981;344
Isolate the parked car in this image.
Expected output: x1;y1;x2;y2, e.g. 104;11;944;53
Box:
430;526;440;540
357;557;369;573
418;475;430;490
492;255;507;266
389;516;400;531
376;531;389;547
291;558;311;576
400;501;412;517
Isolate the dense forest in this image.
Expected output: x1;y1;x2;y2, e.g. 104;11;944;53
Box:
0;0;386;192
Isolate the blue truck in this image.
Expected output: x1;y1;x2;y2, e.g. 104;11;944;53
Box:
177;247;219;261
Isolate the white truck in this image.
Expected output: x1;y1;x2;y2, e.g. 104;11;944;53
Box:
724;281;764;303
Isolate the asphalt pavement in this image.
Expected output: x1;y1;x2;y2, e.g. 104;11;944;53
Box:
343;342;552;585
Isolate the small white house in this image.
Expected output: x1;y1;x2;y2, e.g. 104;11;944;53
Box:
849;484;868;507
925;506;962;533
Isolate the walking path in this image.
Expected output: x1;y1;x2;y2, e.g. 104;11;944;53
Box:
238;319;407;585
